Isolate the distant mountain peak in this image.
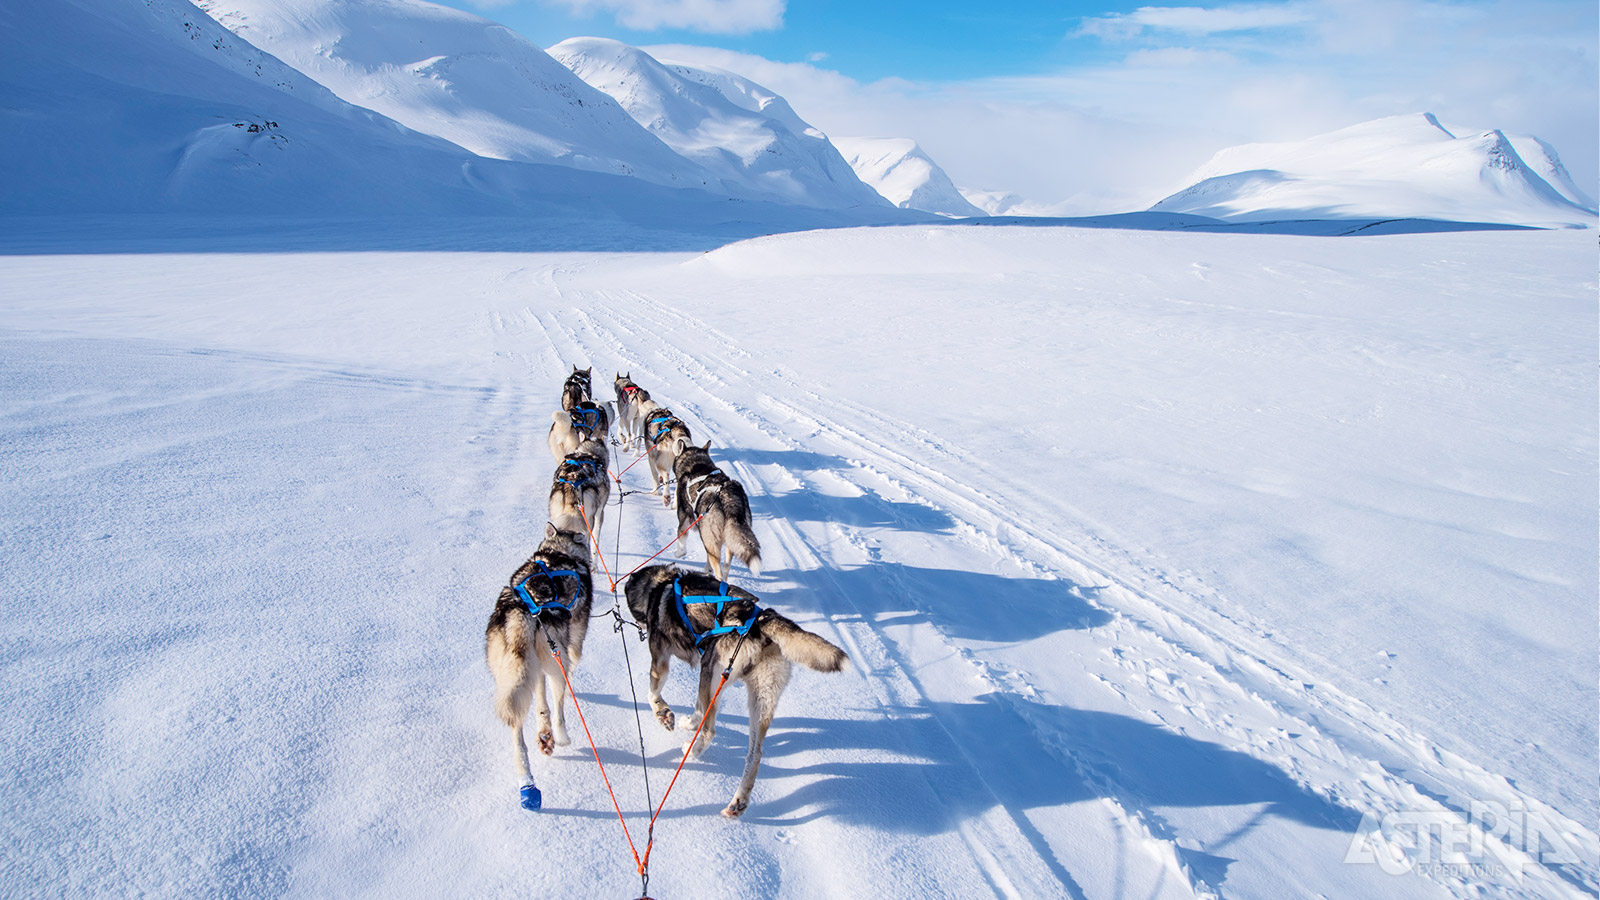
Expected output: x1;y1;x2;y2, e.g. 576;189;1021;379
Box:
1151;113;1595;228
549;37;888;210
832;136;984;218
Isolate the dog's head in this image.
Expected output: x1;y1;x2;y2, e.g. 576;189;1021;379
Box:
539;521;590;561
672;441;713;478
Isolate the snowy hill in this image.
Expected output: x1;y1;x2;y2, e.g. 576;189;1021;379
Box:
549;37;889;209
196;0;719;190
1151;113;1597;228
833;136;985;217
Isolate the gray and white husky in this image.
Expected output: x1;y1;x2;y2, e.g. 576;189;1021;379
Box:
639;403;692;505
624;564;847;818
549;437;611;540
613;372;651;449
485;523;594;787
674;443;762;581
560;366;592;411
547;400;610;462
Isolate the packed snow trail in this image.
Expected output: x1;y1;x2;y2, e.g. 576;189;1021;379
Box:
1;225;1593;900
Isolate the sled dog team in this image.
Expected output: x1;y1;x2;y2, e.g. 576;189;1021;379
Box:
485;366;847;818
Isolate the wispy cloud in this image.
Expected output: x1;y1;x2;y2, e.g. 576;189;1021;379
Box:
1077;3;1315;39
545;0;783;34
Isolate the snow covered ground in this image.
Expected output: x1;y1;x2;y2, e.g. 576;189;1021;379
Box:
2;221;1594;900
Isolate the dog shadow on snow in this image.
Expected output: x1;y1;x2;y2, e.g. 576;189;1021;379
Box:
753;695;1364;893
559;691;1364;894
714;447;957;533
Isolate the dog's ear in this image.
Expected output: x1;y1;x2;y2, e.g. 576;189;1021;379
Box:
703;440;712;451
545;521;558;540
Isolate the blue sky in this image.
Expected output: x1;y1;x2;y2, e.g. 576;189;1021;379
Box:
429;0;1598;212
435;1;1147;82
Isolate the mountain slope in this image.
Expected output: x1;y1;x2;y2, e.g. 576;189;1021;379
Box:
196;0;719;191
833;136;985;217
548;37;889;210
1150;113;1596;228
0;0;534;214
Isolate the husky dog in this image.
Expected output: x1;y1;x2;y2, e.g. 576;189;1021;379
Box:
613;372;651;449
674;443;762;581
485;523;595;792
641;405;692;505
549;437;611;541
624;564;847;818
547;400;611;462
561;366;592;412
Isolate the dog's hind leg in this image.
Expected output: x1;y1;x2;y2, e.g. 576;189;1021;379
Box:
532;651;556;756
648;652;675;730
685;658;719;759
546;665;571;748
724;669;786;818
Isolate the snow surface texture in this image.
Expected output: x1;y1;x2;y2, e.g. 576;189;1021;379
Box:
2;223;1593;900
1151;113;1597;229
833;136;986;218
550;37;890;210
196;0;721;190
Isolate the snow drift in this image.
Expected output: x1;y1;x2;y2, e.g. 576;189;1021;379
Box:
1151;113;1597;228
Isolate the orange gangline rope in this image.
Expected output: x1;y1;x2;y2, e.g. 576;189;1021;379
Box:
547;639;646;875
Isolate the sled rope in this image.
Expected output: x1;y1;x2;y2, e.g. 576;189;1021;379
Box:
641;625;755;870
613;513;705;589
545;636;645;882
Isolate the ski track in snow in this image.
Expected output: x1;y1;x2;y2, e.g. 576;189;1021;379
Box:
504;264;1594;900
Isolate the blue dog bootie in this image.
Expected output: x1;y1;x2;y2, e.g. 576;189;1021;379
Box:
519;782;542;811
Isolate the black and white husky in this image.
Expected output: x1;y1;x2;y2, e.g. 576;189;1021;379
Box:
485;523;595;796
613;372;651;449
624;565;847;818
560;365;591;411
547;400;610;462
639;403;692;505
549;437;610;541
674;443;762;581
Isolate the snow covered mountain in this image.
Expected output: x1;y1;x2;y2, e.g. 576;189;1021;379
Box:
548;37;889;210
0;0;518;214
832;137;985;217
196;0;719;190
1150;113;1596;228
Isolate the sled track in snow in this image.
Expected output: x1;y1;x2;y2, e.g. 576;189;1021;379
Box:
508;262;1593;900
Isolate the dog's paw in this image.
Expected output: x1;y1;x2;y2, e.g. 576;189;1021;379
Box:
721;798;748;819
554;729;571;747
683;735;709;759
655;706;676;731
537;728;555;756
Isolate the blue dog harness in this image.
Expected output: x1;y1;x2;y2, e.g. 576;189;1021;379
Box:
556;457;602;488
514;560;585;616
673;575;761;650
569;406;602;432
645;414;680;445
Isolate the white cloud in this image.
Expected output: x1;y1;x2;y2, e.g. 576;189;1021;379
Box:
546;0;782;34
1077;3;1316;39
647;0;1597;213
806;50;828;63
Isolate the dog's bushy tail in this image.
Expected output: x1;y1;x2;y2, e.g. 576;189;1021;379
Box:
764;614;847;673
727;520;763;577
487;605;536;726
